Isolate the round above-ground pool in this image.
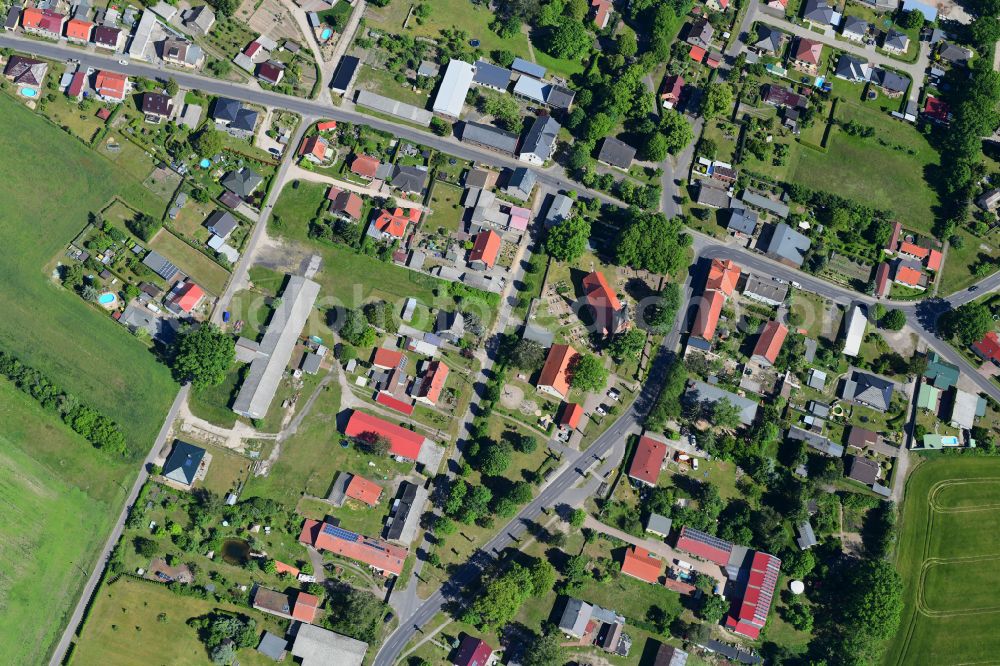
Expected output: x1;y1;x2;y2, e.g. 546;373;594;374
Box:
321;28;332;40
98;293;116;305
199;158;211;168
20;87;37;98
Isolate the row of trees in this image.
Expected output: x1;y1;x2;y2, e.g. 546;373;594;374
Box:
0;349;129;455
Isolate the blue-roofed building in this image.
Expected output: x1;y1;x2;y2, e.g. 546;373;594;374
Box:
513;76;547;104
473;60;512;91
512;57;546;79
163;440;206;488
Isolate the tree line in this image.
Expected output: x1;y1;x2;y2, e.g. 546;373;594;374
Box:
0;349;129;455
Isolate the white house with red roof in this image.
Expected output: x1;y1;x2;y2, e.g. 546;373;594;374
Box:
627;436;667;486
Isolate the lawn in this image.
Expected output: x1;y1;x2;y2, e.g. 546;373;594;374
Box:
425;180;465;234
0;93;176;447
355;65;431;108
791;97;940;235
939;227;999;295
96;131;157;185
789;289;831;339
73;578;285;666
0;380;133;666
883;457;1000;666
149;229;232;295
272;179;327;225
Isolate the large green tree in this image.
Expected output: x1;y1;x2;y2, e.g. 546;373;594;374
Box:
545;18;591;59
659;110;694;154
944;302;993;345
172;324;234;389
701;82;734;119
570;353;608;391
608;328;646;360
545;215;591;262
616;210;688;275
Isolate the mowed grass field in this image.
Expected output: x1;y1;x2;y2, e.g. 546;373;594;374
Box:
73;578;283;666
0;94;178;662
149;228;231;295
0;379;131;665
884;457;1000;666
793;98;941;235
0;93;177;447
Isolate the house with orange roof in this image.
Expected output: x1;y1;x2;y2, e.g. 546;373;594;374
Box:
299;519;408;576
582;270;626;336
345;474;383;506
317;120;338;131
94;70;128;102
893;263;928;290
170;281;205;314
372;347;404;370
469;230;502;269
689;45;707;63
897;241;929;260
627;435;667;486
65;18;93;43
751;321;788;367
369;207;420;241
298;134;330;164
536;343;578;400
22;8;64;37
274;560;301;577
621;546;663;584
691;289;726;342
705;258;741;295
926;249;942;272
291;592;320;623
560;402;584;429
413;360;449;406
327;187;364;221
591;0;612;28
350;153;381;179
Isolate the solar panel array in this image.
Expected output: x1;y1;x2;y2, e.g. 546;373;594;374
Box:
322;524;359;542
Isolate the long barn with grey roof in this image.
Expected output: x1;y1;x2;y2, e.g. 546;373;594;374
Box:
233;275;320;419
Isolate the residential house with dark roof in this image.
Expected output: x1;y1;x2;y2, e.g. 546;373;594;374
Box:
841;15;868;42
163;440;206;488
503;167;536;201
4;5;21;31
545;84;576;110
883;30;909;53
938;42;973;66
727;204;759;237
872;68;908;96
390;165;428;194
764;222;811;267
327;187;364;221
742;274;787;307
597;137;637;169
221;167;263;199
847;426;881;449
835;54;872;82
845;455;880;485
460;122;519;155
519;115;560;165
4;55;47;86
140;92;173;120
686;18;714;48
802;0;836;26
754;25;783;54
696;181;730;208
683;381;759;426
761;84;807;109
204;210;238;239
92;25;123;50
330;55;360;94
453;635;495;666
841;370;894;411
212;97;259;138
472;59;511;91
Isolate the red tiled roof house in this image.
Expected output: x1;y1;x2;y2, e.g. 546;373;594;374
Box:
627;436;667;486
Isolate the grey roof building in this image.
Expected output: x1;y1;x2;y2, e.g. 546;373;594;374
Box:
142;250;180;281
872;68;908;94
522;322;554;348
504;167;536;200
416;60;439;78
788;426;844;457
221;167;263;198
545;193;574;226
383;480;429;544
355;90;433;126
513;75;547;104
835;54;872;82
460;121;519;155
182;4;215;34
841;15;868;40
232;275;321;419
841;370;894;411
432;59;474;118
473;59;512;90
559;598;594;637
938;42;973;65
390;165;428;193
755;25;783;53
204;210;238;239
597;137;637;169
845;455;880;485
519;115;560;164
765;222;811;267
803;0;836;24
300;351;322;374
291;624;368;666
884;30;909;51
257;632;288;661
696;181;730;208
512;57;546;78
163;440;205;487
741;274;787;306
645;513;673;537
741;190;789;217
128;9;158;59
684;380;759;426
796;521;818;549
545;84;576;109
727;204;758;236
330;55;360;94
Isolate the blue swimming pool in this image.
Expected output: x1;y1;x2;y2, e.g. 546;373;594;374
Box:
200;158;211;168
98;293;116;305
20;88;37;98
321;28;332;40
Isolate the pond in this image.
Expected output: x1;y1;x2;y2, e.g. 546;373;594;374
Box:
221;538;251;566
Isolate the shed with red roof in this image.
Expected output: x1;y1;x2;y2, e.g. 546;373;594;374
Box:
345;474;383;506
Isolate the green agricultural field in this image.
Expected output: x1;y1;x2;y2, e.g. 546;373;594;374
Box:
792;98;940;235
149;229;231;295
0;93;175;447
0;379;133;665
73;577;284;666
884;457;1000;666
